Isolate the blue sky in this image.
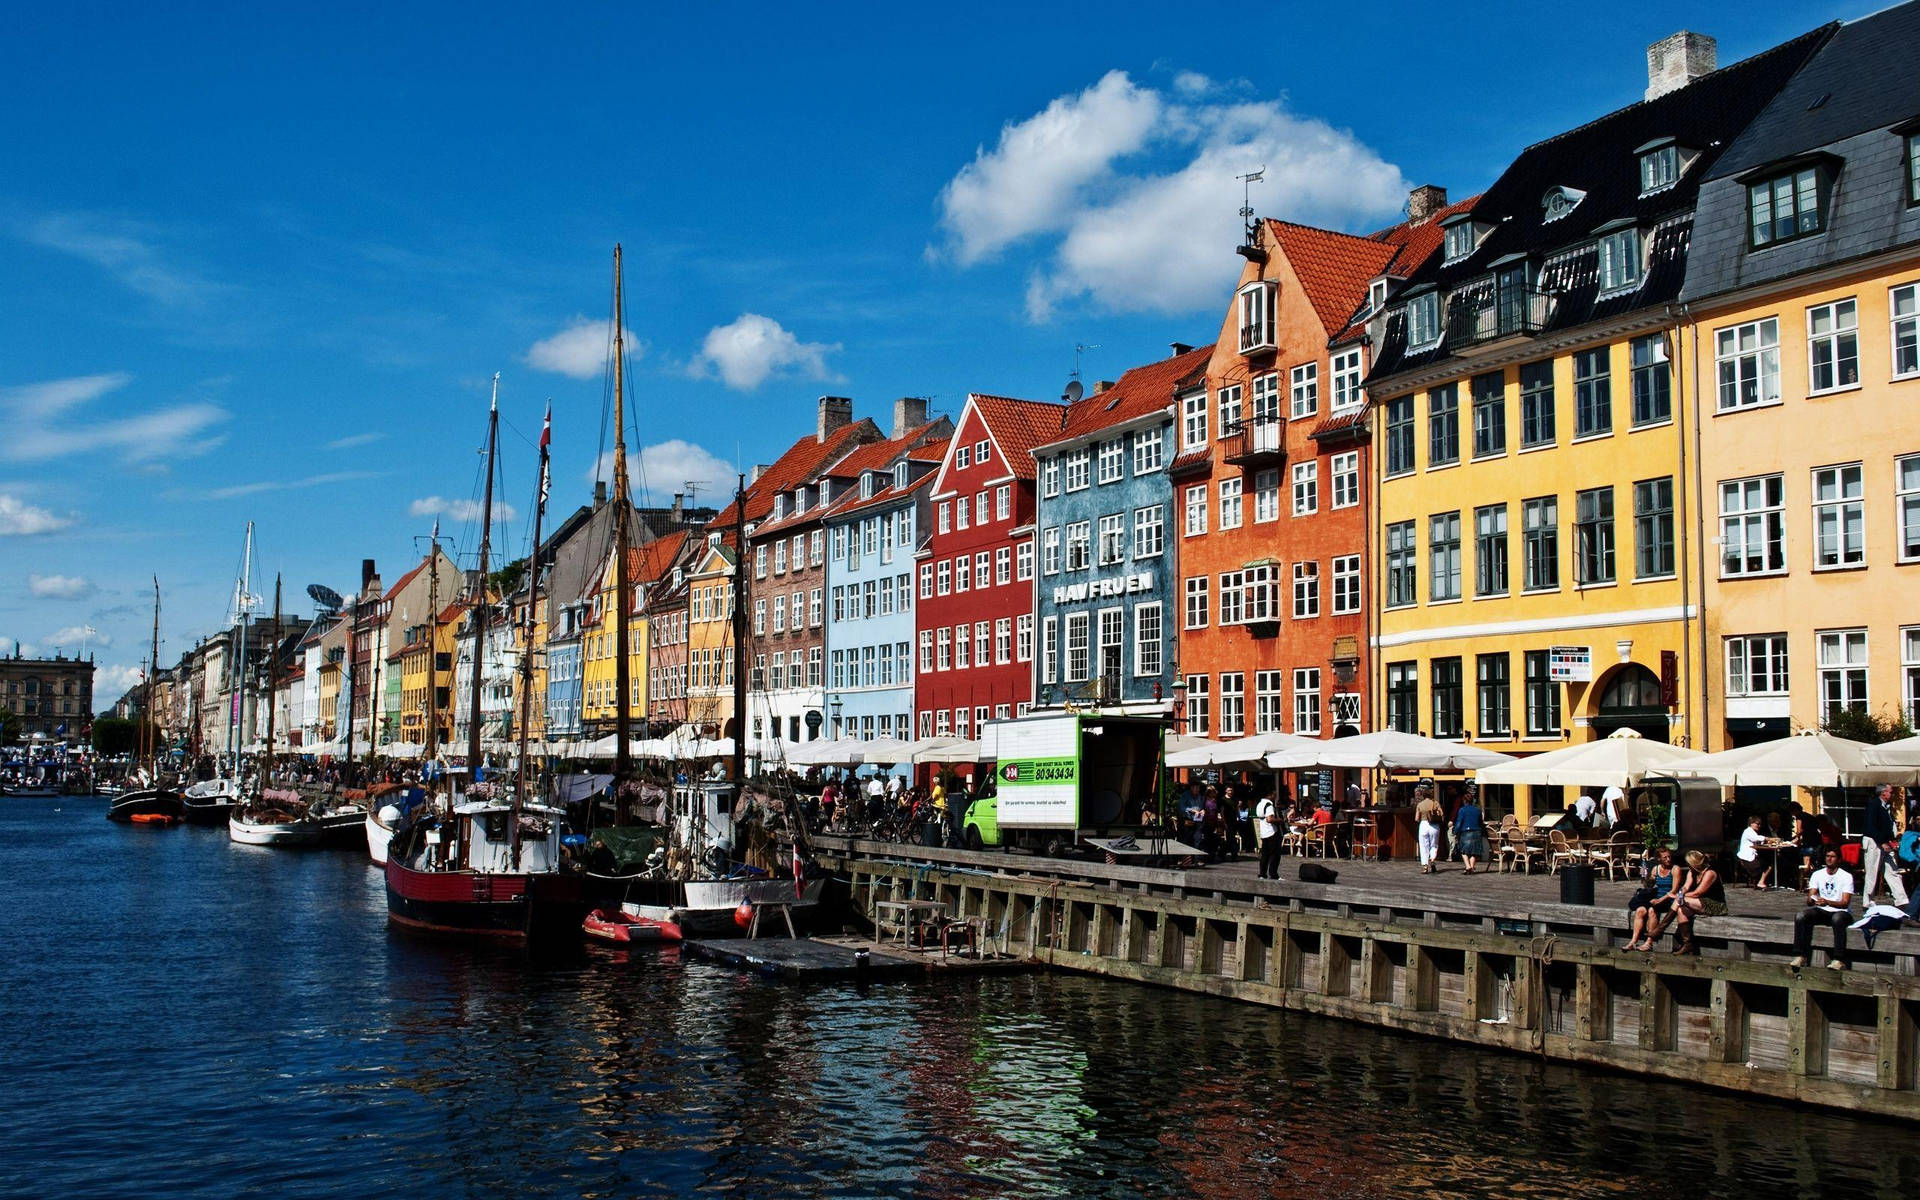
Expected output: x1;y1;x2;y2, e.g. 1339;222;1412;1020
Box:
0;0;1848;701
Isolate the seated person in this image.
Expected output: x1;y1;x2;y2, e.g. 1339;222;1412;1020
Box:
1626;847;1681;951
1791;848;1855;969
1735;814;1772;888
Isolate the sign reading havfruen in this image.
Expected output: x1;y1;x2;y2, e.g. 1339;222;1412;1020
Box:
1052;572;1154;606
1549;646;1592;683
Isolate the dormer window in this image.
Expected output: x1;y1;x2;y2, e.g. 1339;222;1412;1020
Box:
1596;224;1644;293
1368;277;1391;313
1406;291;1442;348
893;462;908;489
772;494;786;520
1238;280;1277;354
1440;214;1485;264
793;486;808;511
1745;159;1834;248
1541;186;1588;223
860;472;875;499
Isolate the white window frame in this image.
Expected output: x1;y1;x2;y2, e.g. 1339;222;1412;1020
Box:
1185;675;1210;735
1133;427;1165;474
1292;560;1319;619
1817;629;1869;722
1893;282;1919;380
1218;478;1243;530
1016;613;1033;663
1253;468;1279;523
1097;514;1126;566
1807;298;1860;395
1255;670;1284;734
1905;626;1920;726
1064;449;1090;492
1293;668;1322;735
1330;450;1359;509
1065;521;1091;571
1898;454;1920;564
1292;461;1318;516
1184;576;1209;629
1097;439;1125;485
1219;672;1245;737
1715;318;1781;411
1132;504;1164;559
1290;362;1319;419
1597;226;1643;294
1331;347;1365;412
1332;554;1362;615
1184;485;1207;537
1720;474;1786;578
995;546;1011;585
1042;615;1059;684
1725;634;1789;697
1216;383;1242;436
1133;602;1162;678
1017;540;1035;580
1237;280;1276;353
1041;459;1060;498
1182;390;1208;450
1042;528;1060;575
1812;462;1865;569
1064;612;1090;682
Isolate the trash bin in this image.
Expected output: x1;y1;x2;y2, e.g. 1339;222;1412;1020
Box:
1559;862;1596;906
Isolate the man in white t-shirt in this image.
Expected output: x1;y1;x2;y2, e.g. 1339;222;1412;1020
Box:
1573;792;1598;827
1254;794;1282;880
1735;814;1772;888
1791;848;1855;969
1602;785;1627;829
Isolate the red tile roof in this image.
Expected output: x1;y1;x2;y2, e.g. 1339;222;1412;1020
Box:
1047;345;1214;446
968;393;1065;481
709;417;882;528
1266;220;1401;336
1367;192;1483;276
822;466;937;521
753;422;951;537
632;529;689;586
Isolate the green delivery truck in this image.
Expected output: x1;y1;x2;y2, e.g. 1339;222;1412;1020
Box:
962;712;1168;857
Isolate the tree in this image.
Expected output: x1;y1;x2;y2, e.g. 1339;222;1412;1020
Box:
1820;706;1915;744
0;707;19;747
488;557;527;600
92;716;160;758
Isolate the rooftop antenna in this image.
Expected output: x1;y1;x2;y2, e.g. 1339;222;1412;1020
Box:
1064;343;1099;403
1237;166;1267;261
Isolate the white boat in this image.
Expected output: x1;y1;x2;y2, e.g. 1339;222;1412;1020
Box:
612;780;826;935
366;807;397;865
228;809;324;847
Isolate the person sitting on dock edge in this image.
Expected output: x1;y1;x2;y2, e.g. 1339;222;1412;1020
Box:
1791;848;1856;970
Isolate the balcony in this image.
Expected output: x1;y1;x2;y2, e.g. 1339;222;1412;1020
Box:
1221;417;1286;466
1445;288;1555;348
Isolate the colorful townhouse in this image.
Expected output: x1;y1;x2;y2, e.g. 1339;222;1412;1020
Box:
645;543;693;731
915;393;1060;736
1033;348;1210;713
579;534;686;738
1363;29;1825;819
1676;6;1920;752
1172;194;1468;752
396;600;460;747
683;531;738;739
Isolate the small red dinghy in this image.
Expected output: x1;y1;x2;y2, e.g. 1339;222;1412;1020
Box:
582;908;683;945
129;812;180;827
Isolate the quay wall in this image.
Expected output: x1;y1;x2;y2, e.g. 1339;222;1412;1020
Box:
815;837;1920;1122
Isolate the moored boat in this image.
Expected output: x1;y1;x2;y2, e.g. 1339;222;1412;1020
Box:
108;787;187;822
180;778;243;826
384;800;591;941
583;908;681;945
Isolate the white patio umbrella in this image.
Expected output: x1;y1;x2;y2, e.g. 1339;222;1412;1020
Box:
1165;731;1213;756
1265;729;1516;772
1868;734;1920;766
852;736;920;765
1670;729;1920;789
1167;730;1317;768
380;742;425;760
912;737;982;764
1476;727;1704;787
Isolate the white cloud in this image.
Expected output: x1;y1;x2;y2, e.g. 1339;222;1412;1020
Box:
45;625;108;650
0;374;226;465
589;440;737;503
688;314;840;392
410;496;518;524
935;71;1409;320
325;432;384;451
190;470;383;501
0;494;73;535
524;317;642;380
0;637;36;658
19;212;217;306
97;663;146;695
28;574;93;599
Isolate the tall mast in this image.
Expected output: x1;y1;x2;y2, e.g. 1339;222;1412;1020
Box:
263;576;280;787
516;405;552;805
425;521;440;765
611;244;634;792
467;374;499;785
731;473;747;787
232;522;254;776
146;577;160;775
343;589;358;770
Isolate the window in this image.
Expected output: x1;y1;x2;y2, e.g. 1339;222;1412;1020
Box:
1292;560;1319;619
1524;650;1560;737
1133;505;1164;558
793;591;806;629
1218;570;1244;625
1807;299;1860;394
1575;486;1615;585
954;624;969;669
773;541;787;574
1385;396;1415;476
859;472;876;501
1251;373;1281;422
1097;515;1126;565
1290;462;1317;516
1430;511;1461;602
918;631;933;673
753;598;766;635
937;560;951;594
754;545;767;578
1597;227;1642;293
1017;540;1034;580
955;499;969;530
1064;449;1090;491
1017;613;1033;662
1134;603;1162;677
1629;335;1671;426
992;484;1009;522
920;564;933;598
1218;479;1242;530
1133;428;1164;474
1219;672;1246;736
995;546;1011;585
1042;528;1060;575
1065;522;1090;570
1330;452;1358;509
952;557;968;593
1475;504;1508;597
1238;281;1275;352
1332;555;1361;614
1041;616;1058;684
936;628;951;670
1428;383;1459;466
1065;613;1090;682
1911;133;1920;204
1182;390;1208;449
1290;362;1319;419
1818;629;1869;721
1523;496;1559;591
880;514;895;562
1574;348;1611;437
1519;360;1556;448
1290;669;1321;735
1431;657;1463;738
1097;439;1125;484
810;530;823;566
976;621;990;667
1254;670;1284;733
1185;675;1210;735
1900;455;1920;562
1634;477;1675;579
1386;662;1417;733
975;438;990;464
1331;347;1365;411
1895;283;1919;378
1407;292;1441;347
1716;319;1781;410
1720;475;1785;576
1386;521;1417;607
1217;383;1242;434
1443;221;1475;263
1748;164;1827;247
1640;144;1680;194
1183;486;1207;537
1041;459;1060;498
1726;634;1789;697
1906;628;1920;725
954;708;970;739
1812;463;1865;569
1471;371;1505;458
1254;468;1280;522
1477;654;1511;738
956;444;972;470
1184;576;1209;629
975;551;991;589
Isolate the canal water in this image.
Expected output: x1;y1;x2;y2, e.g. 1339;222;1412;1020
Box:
3;796;1913;1198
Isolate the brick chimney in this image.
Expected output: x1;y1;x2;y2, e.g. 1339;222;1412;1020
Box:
749;463;769;485
670;492;684;525
1407;184;1448;225
892;396;928;438
593;479;607;508
817;395;853;443
1647;31;1717;100
360;559;376;592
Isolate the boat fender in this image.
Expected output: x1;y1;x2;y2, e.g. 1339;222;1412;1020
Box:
734;900;754;929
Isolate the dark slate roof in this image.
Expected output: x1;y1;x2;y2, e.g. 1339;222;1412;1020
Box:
1368;23;1833;384
1683;2;1920;302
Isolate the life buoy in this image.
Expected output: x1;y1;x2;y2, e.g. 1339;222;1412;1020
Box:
733;900;755;929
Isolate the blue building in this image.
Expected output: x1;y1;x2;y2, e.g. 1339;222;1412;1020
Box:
822;436;946;742
544;603;584;738
1032;346;1210;711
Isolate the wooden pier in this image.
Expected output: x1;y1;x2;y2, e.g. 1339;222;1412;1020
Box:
815;836;1920;1121
683;933;1036;981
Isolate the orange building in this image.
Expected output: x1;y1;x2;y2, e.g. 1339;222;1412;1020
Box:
1171;193;1471;785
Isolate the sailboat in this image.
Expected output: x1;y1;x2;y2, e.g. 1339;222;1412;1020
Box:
229;575;343;846
367;522;445;867
384;374;589;942
190;527;260;825
108;579;186;822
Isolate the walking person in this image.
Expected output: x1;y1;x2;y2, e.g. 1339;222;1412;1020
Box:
1254;791;1283;880
1451;789;1488;875
1861;785;1909;906
1415;787;1445;874
1792;848;1856;969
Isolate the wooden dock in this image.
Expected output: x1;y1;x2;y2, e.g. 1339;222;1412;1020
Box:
815;835;1920;1121
682;933;1035;981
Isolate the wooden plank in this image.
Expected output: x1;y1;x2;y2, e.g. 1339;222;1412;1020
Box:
1880;993;1916;1092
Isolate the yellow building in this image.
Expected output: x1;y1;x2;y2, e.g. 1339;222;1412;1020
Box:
1676;9;1920;753
1363;32;1824;818
397;603;460;749
579;546;649;734
684;534;738;739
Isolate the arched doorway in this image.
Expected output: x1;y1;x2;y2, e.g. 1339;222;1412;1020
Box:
1591;664;1669;742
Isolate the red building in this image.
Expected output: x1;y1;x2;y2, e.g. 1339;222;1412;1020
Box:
914;392;1062;738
